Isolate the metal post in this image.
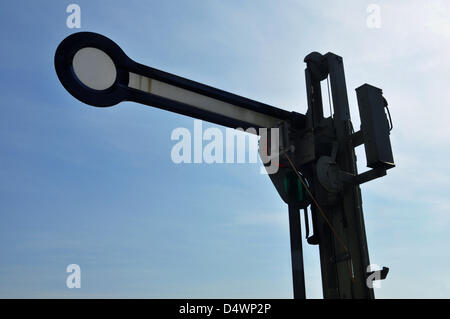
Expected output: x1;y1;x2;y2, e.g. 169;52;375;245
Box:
302;52;376;298
325;52;374;298
287;181;306;299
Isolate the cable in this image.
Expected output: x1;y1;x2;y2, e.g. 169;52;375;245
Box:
284;153;355;282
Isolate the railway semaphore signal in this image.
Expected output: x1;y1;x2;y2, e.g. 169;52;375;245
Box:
55;32;395;299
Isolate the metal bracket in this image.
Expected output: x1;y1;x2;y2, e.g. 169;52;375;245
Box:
347;130;364;147
317;155;387;191
340;168;387;185
354;168;386;184
367;266;389;281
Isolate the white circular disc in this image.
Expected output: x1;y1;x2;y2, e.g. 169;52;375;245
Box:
72;47;117;90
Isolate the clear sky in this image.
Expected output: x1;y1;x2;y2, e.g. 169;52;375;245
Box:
0;0;449;298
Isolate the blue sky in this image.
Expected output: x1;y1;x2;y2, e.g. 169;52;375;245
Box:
0;0;449;298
